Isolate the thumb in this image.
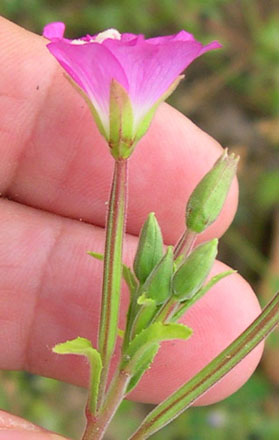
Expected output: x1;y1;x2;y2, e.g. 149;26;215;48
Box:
0;410;67;440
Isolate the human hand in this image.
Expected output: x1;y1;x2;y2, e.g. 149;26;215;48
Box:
0;17;262;439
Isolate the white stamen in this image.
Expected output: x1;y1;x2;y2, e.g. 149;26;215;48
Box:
94;28;121;43
70;29;121;46
71;39;88;45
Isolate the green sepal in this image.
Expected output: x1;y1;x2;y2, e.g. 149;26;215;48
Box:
134;75;184;143
88;251;138;295
140;246;174;305
172;239;218;301
53;337;102;414
123;265;138;296
131;294;158;337
171;270;235;322
109;79;134;159
126;344;159;393
186;149;239;233
64;74;107;140
133;212;164;284
122;322;192;376
174;254;184;271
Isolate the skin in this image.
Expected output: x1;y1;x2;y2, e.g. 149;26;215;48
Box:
0;17;263;439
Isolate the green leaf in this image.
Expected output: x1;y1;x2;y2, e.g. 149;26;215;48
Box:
123;265;138;295
88;251;138;295
53;337;102;414
126;345;159;394
133;212;163;284
87;251;104;261
122;322;192;376
129;292;279;440
172;270;235;321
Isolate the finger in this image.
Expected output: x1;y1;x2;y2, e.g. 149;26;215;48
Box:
0;17;237;244
0;199;262;405
0;410;67;439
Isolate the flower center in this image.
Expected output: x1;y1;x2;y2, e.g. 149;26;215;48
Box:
71;29;121;45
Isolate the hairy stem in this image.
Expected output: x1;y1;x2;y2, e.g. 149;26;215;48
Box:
97;159;128;407
82;369;131;440
174;229;196;260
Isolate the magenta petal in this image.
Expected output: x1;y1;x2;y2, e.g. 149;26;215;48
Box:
47;41;129;129
43;22;65;41
200;40;222;54
43;22;222;145
147;30;196;45
103;38;212;123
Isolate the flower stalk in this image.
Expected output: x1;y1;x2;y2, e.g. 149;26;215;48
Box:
97;158;128;407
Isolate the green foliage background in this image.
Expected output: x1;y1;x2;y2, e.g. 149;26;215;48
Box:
0;0;278;439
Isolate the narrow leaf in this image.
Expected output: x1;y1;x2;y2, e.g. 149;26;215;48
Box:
88;250;138;295
126;345;159;393
172;270;235;322
87;251;104;261
123;264;138;295
122;322;192;376
53;337;102;414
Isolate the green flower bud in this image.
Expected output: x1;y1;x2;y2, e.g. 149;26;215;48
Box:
186;149;239;233
133;213;163;284
172;239;218;300
141;246;174;304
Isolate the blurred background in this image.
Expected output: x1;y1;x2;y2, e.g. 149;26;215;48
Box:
0;0;278;439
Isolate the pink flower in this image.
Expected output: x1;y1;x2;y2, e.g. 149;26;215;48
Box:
43;22;221;158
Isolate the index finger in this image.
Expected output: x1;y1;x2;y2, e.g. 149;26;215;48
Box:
0;17;237;243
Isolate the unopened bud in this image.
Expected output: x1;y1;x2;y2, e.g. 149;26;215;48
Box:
142;246;174;304
186;149;239;233
172;239;218;300
133;212;163;284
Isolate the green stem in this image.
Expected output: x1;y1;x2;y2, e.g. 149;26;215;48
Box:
97;158;128;407
153;297;178;323
122;286;140;352
174;229;196;260
82;369;131;440
129;292;279;440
